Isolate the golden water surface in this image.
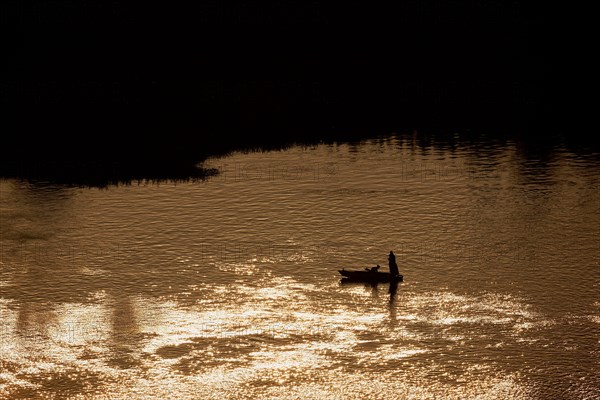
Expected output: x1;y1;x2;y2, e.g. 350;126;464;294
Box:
1;135;599;399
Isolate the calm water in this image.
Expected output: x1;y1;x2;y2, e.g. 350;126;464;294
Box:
1;135;599;399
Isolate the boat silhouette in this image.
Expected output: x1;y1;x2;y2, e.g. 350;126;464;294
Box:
338;267;403;283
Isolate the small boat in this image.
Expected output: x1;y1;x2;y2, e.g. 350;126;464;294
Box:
338;268;403;283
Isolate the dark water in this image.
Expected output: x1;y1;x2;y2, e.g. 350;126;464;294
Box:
1;134;599;399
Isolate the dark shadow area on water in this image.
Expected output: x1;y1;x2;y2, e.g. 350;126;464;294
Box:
2;130;599;188
1;1;592;188
1;0;578;187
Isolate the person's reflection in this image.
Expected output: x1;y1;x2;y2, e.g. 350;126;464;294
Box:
388;281;399;305
388;281;399;328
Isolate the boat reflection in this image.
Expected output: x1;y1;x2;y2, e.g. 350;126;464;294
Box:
339;278;401;305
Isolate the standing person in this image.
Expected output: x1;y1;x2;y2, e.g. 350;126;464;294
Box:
388;250;400;277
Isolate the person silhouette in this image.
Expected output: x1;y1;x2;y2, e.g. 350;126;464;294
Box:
388;251;400;278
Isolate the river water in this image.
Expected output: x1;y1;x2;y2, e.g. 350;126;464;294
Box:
1;134;599;399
